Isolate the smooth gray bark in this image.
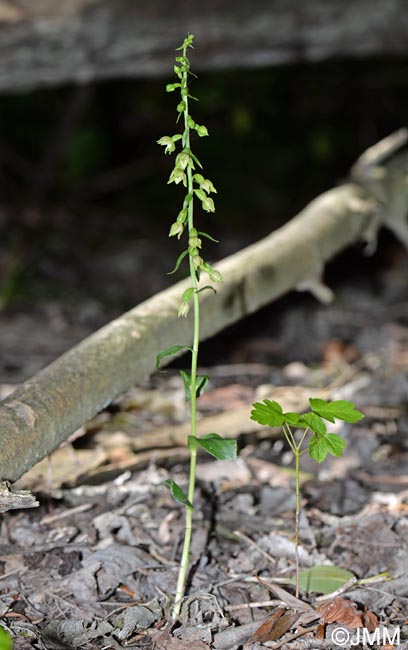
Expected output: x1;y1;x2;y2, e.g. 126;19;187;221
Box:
0;0;407;92
0;130;407;482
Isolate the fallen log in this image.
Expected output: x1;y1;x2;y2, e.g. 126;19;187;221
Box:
0;130;407;483
1;0;408;92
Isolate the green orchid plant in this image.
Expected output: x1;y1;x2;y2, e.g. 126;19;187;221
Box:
156;34;237;620
250;397;364;597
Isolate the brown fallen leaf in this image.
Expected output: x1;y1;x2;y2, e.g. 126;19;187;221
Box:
247;608;300;644
363;607;378;632
317;598;363;628
315;622;326;639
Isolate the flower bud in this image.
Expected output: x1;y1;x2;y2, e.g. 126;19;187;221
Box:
208;268;223;283
189;236;202;249
169;222;184;238
196;124;209;137
201;196;215;213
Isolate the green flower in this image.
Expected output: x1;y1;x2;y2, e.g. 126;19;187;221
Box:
157;136;176;155
200;178;217;194
178;301;190;318
189;235;202;249
168;168;187;186
192;254;204;270
176;151;191;170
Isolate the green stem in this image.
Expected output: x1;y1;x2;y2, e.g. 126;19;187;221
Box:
283;423;297;454
294;449;300;599
172;44;200;620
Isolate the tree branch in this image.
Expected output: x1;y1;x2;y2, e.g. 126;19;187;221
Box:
0;130;406;483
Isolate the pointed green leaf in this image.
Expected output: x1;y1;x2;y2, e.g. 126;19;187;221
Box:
325;433;346;457
196;375;210;398
194;188;206;202
180;370;192;400
309;435;329;463
198;231;219;243
165;480;194;509
180;371;209;401
310;399;365;423
181;287;195;303
196;433;237;460
250;400;284;427
300;412;327;435
167;249;189;275
292;565;355;595
156;345;192;369
196;285;217;295
190;152;203;169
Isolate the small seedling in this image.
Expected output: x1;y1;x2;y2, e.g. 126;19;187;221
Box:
156;34;237;619
250;398;364;597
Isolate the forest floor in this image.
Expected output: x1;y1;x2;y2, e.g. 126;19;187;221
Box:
0;243;407;649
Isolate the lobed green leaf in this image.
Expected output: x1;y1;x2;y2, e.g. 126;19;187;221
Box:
300;412;327;435
309;435;328;463
325;433;346;457
250;400;285;427
310;398;364;423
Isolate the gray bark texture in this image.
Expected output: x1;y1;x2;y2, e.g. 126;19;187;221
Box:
0;0;408;92
0;129;407;483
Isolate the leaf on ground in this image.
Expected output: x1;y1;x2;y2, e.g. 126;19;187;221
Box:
258;578;314;611
296;565;355;595
317;597;365;628
247;608;299;643
363;608;378;632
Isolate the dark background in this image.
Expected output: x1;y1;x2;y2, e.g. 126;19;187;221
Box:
0;54;407;380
